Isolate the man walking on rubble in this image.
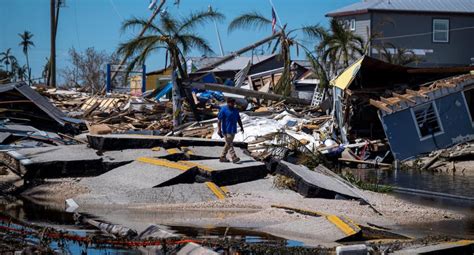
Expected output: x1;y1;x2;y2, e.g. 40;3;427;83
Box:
218;98;244;163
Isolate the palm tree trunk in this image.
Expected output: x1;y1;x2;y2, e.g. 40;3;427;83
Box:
171;52;181;127
26;52;31;85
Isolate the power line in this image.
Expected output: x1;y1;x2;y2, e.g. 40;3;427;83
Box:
373;25;474;40
109;0;124;20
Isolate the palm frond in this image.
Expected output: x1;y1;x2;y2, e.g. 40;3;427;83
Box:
301;25;327;40
178;9;224;33
160;14;179;35
121;17;165;35
117;35;166;57
228;12;272;33
179;34;214;55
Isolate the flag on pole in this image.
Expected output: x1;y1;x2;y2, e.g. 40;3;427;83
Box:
271;7;277;34
148;0;157;10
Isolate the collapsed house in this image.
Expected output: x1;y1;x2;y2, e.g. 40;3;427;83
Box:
371;74;474;160
0;82;82;133
331;55;474;160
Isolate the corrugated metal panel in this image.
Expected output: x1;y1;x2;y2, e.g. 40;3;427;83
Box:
211;55;275;72
327;0;474;16
0;82;81;126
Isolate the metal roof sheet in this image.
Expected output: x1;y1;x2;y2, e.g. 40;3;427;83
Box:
210;55;275;72
0;82;81;125
327;0;474;16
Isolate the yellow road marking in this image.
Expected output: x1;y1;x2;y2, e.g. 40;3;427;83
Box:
326;215;359;236
166;148;181;154
220;186;229;194
177;161;213;171
137;157;191;171
271;205;360;237
205;182;226;200
139;157;229;199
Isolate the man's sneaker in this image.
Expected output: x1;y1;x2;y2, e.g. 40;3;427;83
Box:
232;157;241;163
220;157;230;163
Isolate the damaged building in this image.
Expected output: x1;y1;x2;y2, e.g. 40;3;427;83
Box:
371;74;474;160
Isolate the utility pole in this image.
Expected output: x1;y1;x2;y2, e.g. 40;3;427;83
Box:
209;5;224;56
50;0;56;87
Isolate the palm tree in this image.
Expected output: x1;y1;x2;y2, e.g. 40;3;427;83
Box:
12;61;27;82
228;12;326;97
377;43;421;66
0;48;17;75
301;18;368;93
118;9;224;126
229;12;290;96
317;19;365;71
19;31;35;84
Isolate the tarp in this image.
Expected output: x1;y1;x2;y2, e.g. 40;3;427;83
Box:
330;56;364;90
154;82;172;100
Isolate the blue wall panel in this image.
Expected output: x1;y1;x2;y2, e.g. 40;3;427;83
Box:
381;92;474;160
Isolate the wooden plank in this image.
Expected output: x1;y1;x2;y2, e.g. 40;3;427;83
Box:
379;97;399;106
392;92;416;104
369;99;393;114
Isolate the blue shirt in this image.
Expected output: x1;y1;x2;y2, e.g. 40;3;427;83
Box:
218;105;240;134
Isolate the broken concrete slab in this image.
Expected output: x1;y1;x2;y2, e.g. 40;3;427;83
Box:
76;182;221;206
276;161;363;200
182;146;252;161
75;158;227;205
87;134;247;151
0;144;169;179
258;216;358;245
79;161;186;194
183;159;267;186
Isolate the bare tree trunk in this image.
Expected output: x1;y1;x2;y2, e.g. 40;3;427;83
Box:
26;53;31;85
171;54;181;127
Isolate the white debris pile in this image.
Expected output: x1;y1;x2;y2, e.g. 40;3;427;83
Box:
211;111;330;152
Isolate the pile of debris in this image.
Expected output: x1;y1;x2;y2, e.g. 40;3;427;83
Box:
407;142;474;175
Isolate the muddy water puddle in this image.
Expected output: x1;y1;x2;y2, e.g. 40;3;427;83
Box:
0;196;306;253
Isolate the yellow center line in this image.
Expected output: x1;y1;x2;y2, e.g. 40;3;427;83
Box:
326;215;359;236
205;182;226;200
137;157;191;171
271;205;360;237
177;161;214;171
139;157;229;199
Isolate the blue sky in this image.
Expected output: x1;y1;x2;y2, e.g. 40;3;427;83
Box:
0;0;358;81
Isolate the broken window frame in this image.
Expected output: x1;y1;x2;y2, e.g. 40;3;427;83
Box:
410;101;444;141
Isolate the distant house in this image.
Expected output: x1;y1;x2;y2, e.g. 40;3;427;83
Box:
327;0;474;67
370;74;474;160
145;67;172;91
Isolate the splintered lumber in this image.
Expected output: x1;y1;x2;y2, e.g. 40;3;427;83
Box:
369;99;393;113
392;92;416;104
379;97;399;106
406;89;429;99
188;82;311;105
